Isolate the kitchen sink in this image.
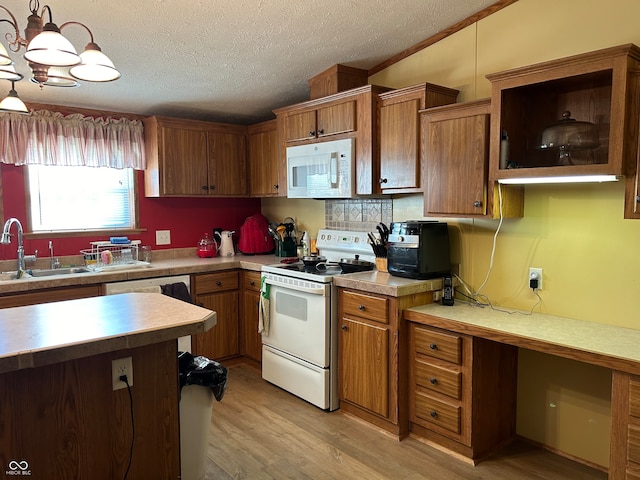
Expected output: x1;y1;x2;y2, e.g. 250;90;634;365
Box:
28;267;91;277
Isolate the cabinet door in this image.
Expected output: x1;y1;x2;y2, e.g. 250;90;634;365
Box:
161;126;208;195
284;111;317;142
241;289;262;362
340;317;389;418
423;105;489;216
248;124;280;196
193;290;239;360
316;101;356;137
208;131;247;195
380;99;420;190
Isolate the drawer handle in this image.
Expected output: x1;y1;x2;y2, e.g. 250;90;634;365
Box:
250;281;255;286
429;377;438;385
216;281;222;286
358;305;365;311
430;410;438;418
429;343;438;350
341;325;348;331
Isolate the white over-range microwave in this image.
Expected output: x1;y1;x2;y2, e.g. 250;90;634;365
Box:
286;138;354;198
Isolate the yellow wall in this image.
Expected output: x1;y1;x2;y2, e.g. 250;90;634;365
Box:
371;0;640;468
265;0;640;467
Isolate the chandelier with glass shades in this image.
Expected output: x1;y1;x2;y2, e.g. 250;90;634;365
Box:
0;0;121;113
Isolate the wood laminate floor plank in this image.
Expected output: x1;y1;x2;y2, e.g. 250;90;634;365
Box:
206;365;607;480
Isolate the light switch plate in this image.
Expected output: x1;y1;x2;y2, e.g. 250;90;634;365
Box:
156;230;171;245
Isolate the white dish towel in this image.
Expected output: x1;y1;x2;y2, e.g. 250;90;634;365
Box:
258;276;270;336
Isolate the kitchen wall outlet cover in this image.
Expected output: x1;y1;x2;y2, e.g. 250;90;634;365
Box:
156;230;171;245
529;267;543;290
112;356;133;391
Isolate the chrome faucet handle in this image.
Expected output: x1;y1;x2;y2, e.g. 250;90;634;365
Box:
24;250;37;263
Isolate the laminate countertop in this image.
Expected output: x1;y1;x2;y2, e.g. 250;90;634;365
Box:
0;292;216;374
404;301;640;375
334;271;446;297
0;253;280;294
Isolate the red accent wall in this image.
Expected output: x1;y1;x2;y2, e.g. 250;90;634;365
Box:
0;164;261;260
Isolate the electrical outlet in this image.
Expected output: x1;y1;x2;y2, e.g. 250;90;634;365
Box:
112;356;133;391
156;230;171;245
529;267;543;290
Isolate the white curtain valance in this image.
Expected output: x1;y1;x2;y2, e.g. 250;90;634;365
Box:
0;110;146;170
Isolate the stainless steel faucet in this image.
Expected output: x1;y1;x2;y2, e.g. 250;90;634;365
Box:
1;217;37;274
49;240;60;269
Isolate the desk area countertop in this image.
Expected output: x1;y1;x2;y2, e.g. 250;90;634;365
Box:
404;301;640;376
0;292;216;374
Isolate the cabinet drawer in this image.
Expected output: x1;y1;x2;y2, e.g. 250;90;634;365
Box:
414;326;461;364
630;376;640;418
415;359;461;400
243;271;261;292
342;290;388;324
629;424;640;465
414;391;461;434
194;271;239;294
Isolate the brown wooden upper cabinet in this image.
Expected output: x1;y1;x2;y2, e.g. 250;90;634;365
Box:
144;116;247;197
486;44;640;184
378;83;458;194
247;120;282;197
274;85;390;196
421;100;523;219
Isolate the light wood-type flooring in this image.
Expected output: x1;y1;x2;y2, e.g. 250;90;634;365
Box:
206;364;607;480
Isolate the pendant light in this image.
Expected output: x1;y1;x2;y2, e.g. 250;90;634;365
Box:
0;1;120;87
0;80;28;114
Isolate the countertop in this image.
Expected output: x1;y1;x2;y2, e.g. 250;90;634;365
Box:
0;252;279;294
0;251;445;298
334;271;445;297
404;301;640;375
0;292;216;374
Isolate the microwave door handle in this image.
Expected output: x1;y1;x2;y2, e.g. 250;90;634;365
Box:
264;277;328;296
330;153;338;186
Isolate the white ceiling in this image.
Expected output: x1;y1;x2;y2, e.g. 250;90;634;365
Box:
1;0;497;124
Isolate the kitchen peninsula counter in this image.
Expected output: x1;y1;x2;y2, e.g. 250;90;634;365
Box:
0;292;216;374
0;292;216;479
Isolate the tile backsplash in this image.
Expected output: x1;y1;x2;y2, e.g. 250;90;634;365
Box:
325;198;392;232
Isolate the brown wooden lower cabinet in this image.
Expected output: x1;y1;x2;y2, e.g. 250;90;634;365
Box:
240;270;262;362
0;284;102;309
408;321;518;463
338;287;432;437
192;270;240;360
611;372;640;479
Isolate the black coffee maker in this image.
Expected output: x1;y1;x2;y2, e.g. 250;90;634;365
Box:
387;221;450;280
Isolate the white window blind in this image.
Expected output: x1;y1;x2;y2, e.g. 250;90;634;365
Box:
27;165;136;232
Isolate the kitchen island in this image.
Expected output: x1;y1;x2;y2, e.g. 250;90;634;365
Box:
0;293;216;479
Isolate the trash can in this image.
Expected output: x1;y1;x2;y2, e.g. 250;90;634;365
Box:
178;351;228;480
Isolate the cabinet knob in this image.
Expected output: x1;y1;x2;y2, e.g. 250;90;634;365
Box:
429;377;438;385
358;305;365;311
250;281;255;286
473;200;483;208
636;195;640;203
429;343;438;350
197;302;204;307
317;129;324;135
429;410;438;418
202;185;209;191
379;178;388;184
273;184;279;190
216;281;222;286
309;131;315;137
341;324;348;331
210;185;216;190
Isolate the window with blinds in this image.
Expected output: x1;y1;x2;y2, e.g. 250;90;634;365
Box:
27;165;136;232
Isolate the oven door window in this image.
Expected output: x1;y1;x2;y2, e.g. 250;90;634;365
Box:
263;284;331;368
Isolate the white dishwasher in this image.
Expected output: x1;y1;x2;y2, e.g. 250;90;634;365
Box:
104;274;192;352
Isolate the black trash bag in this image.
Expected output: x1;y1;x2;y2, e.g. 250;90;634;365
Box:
178;351;227;401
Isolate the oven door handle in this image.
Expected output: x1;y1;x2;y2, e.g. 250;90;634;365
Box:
264;278;329;296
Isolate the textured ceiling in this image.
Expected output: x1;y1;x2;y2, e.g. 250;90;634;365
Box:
0;0;496;124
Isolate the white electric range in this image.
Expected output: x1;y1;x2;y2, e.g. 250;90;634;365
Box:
260;229;375;411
